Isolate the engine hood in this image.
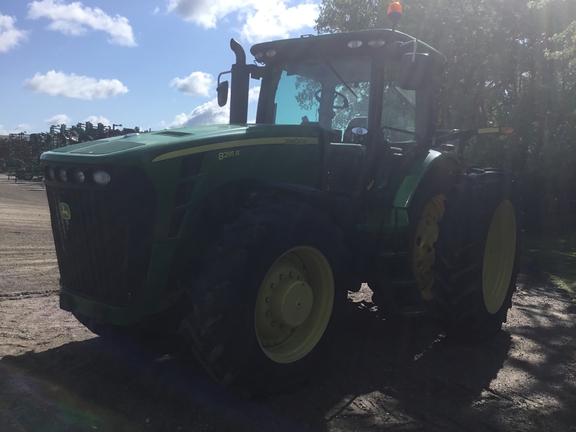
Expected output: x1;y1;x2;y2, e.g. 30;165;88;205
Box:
40;124;320;165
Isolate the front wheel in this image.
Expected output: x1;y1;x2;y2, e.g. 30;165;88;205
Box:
432;169;522;340
181;203;348;395
254;245;335;364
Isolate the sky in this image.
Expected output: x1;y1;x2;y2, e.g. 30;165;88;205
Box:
0;0;320;135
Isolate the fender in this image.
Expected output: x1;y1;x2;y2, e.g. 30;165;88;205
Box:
393;149;461;210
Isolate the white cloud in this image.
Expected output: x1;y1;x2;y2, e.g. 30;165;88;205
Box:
249;85;260;102
167;0;225;28
0;125;7;135
0;13;28;53
27;0;136;46
170;71;213;97
11;124;33;134
45;113;72;125
83;115;110;126
26;70;129;100
169;98;229;128
241;2;317;43
167;0;318;42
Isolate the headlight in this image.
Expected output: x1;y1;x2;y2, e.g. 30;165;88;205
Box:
93;170;111;186
368;39;386;47
59;168;68;182
74;169;85;183
46;166;55;181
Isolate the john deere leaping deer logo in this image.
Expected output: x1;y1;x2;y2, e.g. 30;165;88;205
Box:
59;203;71;220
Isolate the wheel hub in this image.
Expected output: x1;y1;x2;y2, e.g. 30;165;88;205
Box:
254;246;334;364
255;261;309;345
270;279;313;327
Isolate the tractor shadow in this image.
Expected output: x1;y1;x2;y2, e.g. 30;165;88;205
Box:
1;273;572;431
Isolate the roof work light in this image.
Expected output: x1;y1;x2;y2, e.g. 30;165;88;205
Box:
388;2;403;30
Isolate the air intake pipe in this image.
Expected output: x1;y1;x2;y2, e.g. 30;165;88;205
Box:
229;39;250;124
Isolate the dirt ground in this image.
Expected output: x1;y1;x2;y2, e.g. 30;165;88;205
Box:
0;173;575;432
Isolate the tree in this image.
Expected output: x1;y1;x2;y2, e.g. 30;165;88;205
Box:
315;0;576;232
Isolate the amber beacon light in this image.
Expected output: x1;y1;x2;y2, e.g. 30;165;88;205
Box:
387;2;403;30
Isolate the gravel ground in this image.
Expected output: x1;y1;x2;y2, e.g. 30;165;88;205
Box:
0;174;575;432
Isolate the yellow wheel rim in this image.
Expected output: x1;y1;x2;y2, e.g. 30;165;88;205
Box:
412;195;446;300
483;200;517;314
254;246;334;364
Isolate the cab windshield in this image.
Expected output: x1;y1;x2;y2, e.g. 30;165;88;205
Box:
269;57;416;142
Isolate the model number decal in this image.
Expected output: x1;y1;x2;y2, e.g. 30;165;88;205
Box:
285;138;310;145
218;150;240;160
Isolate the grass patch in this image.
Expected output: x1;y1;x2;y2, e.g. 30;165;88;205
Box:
523;232;576;300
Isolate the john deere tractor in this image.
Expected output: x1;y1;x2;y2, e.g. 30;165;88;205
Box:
41;6;521;395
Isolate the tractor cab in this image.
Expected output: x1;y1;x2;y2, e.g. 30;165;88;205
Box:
218;28;446;198
251;31;444;143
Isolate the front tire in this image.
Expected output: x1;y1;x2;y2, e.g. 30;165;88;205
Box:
432;169;522;340
181;203;348;395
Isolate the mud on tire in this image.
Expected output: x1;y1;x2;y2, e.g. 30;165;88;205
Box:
180;202;348;396
432;168;522;341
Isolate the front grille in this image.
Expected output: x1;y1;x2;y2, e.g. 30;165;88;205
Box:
45;166;157;305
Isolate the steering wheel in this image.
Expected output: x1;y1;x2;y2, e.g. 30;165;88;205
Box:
314;90;349;110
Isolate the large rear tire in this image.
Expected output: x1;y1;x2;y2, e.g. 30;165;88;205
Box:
407;169;454;301
181;203;348;396
432;169;522;340
369;169;453;312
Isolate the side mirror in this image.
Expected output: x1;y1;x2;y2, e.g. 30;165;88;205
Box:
397;53;434;90
217;80;229;107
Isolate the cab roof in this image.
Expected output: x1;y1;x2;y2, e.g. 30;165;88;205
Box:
250;29;447;65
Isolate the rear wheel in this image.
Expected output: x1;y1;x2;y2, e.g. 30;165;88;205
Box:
181;203;348;395
432;169;521;340
370;169;452;312
410;193;447;301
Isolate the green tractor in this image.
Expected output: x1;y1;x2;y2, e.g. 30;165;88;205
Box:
41;7;521;396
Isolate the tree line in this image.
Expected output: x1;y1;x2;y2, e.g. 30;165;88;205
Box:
316;0;576;234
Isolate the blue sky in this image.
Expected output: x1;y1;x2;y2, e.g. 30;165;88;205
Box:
0;0;320;134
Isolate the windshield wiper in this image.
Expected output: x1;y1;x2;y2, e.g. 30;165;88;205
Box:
388;82;416;109
382;125;416;135
326;61;358;99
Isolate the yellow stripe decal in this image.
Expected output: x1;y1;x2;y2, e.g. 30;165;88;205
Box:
152;136;318;162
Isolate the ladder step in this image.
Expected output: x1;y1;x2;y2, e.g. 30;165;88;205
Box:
390;278;417;287
391;278;427;316
381;251;407;258
398;304;427;316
